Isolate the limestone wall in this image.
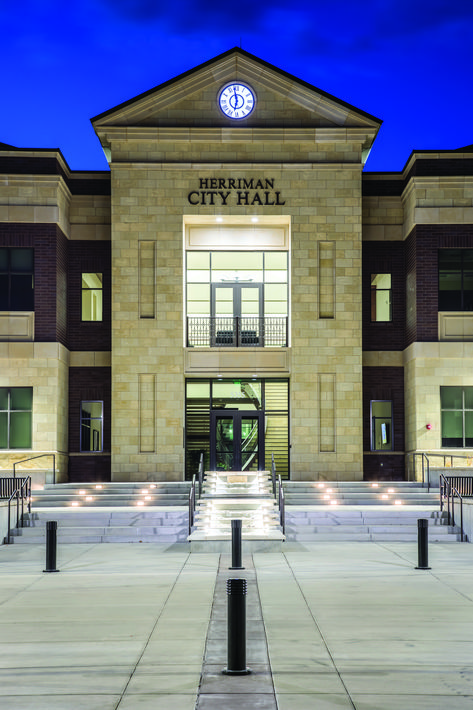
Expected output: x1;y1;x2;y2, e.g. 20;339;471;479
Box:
0;343;69;484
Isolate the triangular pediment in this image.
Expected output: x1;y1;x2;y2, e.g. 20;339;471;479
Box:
91;48;381;132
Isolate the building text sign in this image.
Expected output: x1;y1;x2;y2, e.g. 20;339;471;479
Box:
188;177;285;206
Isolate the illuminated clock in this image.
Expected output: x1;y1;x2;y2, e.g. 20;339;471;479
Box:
218;83;256;120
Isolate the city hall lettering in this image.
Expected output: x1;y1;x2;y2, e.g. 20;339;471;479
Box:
187;177;286;206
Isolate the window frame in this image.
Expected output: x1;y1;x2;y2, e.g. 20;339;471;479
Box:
440;386;473;448
81;272;103;322
80;400;104;452
438;249;473;312
0;247;34;311
370;273;392;322
0;387;33;450
370;399;393;451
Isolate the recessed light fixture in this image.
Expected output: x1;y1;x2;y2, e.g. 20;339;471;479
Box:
216;217;223;222
251;217;258;223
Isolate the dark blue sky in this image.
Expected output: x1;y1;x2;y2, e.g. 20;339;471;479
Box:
2;0;472;173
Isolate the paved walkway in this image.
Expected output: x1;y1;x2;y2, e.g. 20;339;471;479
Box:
1;541;473;709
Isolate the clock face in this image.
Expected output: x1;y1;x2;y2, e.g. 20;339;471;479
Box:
218;83;256;120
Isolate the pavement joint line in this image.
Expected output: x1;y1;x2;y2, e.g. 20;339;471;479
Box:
113;549;192;710
281;550;357;710
195;552;278;709
375;541;473;602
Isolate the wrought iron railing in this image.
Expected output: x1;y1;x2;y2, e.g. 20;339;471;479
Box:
1;476;31;545
187;316;288;348
440;474;466;541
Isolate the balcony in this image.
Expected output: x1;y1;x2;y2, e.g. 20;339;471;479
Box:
187;316;288;348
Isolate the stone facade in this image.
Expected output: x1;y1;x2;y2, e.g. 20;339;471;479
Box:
0;48;472;483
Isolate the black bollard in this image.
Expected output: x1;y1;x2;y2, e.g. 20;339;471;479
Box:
229;518;244;570
223;578;251;675
415;518;431;570
43;520;59;573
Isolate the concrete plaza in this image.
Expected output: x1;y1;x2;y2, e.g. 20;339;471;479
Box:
0;540;473;709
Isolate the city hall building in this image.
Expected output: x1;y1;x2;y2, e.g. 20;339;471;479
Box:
1;47;472;486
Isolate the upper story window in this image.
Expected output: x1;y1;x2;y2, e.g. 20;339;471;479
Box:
370;274;391;321
0;387;33;449
0;248;34;311
370;400;393;451
81;273;103;321
441;386;473;448
80;401;103;452
439;250;473;311
186;251;288;347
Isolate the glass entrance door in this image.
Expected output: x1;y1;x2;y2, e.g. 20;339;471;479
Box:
210;410;264;471
211;283;263;346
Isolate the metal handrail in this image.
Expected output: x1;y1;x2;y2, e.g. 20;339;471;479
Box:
13;453;56;484
188;475;196;536
440;474;465;542
198;453;204;498
407;450;473;492
406;452;431;490
278;474;285;535
271;452;277;497
4;476;31;545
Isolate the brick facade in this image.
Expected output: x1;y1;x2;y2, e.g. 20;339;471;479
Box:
67;241;111;352
68;367;112;482
362;241;405;351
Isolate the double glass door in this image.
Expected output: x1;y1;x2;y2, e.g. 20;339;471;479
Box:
211;283;262;346
210;410;264;471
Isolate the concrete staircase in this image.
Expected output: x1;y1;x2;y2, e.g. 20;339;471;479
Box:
283;481;439;505
10;509;189;544
31;481;191;507
6;481;191;544
285;508;462;542
4;479;464;545
282;481;462;542
188;470;285;550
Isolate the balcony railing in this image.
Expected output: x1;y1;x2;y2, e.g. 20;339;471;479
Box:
187;316;288;348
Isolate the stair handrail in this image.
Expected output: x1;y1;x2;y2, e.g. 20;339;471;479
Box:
189;475;196;536
13;453;56;485
271;452;277;497
278;474;285;535
198;453;204;498
406;452;431;491
407;451;473;491
440;473;465;542
4;476;31;545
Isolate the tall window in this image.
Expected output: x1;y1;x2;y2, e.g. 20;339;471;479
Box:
0;387;33;449
371;274;392;321
439;250;473;311
370;400;393;450
441;387;473;447
81;273;103;321
80;401;103;452
0;248;34;311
